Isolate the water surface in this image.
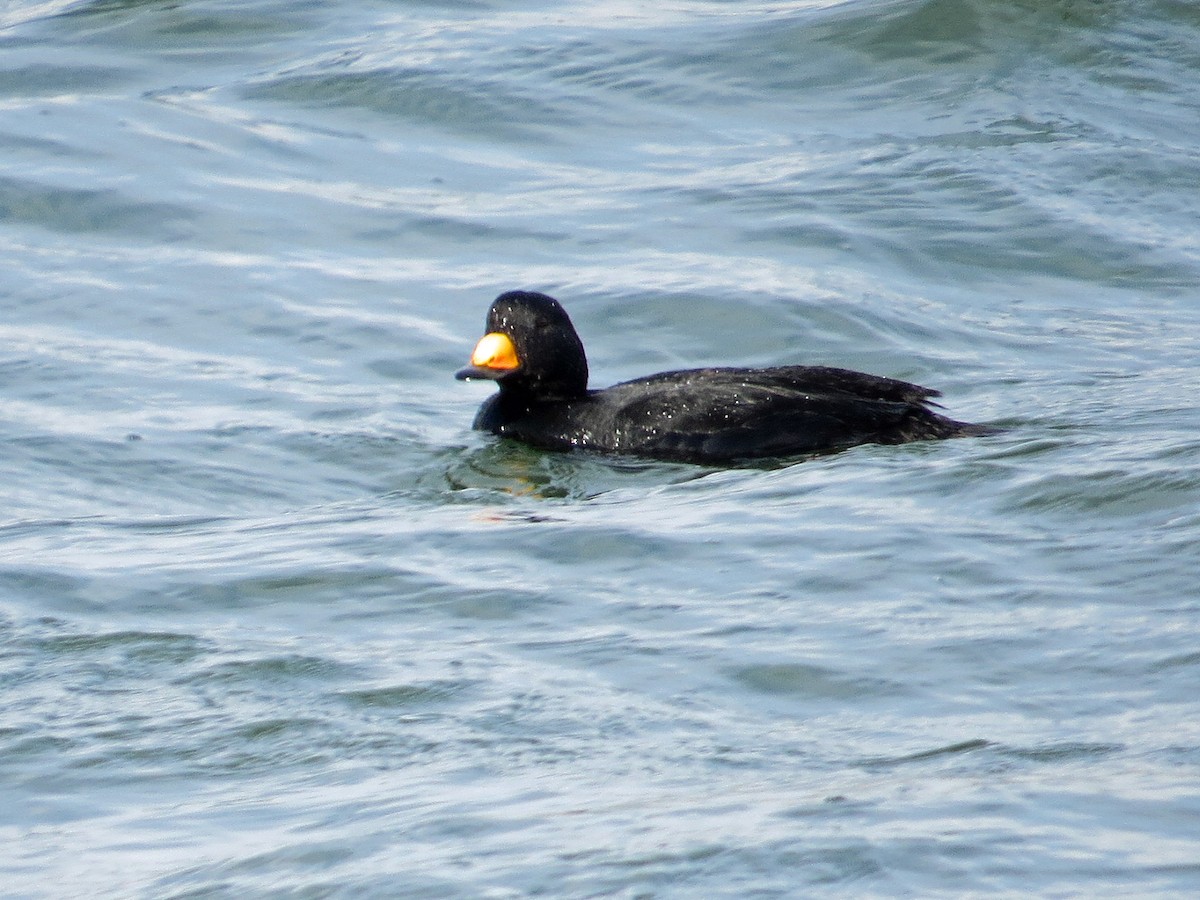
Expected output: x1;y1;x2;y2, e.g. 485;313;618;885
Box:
3;0;1200;895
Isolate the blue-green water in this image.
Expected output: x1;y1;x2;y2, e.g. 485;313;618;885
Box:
4;0;1200;895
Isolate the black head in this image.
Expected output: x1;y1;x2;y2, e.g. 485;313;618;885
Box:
456;291;589;398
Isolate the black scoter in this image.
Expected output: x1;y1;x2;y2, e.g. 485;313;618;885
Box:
456;290;990;464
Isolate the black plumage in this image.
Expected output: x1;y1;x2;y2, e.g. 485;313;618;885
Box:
456;291;990;464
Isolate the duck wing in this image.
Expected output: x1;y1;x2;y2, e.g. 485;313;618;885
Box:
581;366;959;461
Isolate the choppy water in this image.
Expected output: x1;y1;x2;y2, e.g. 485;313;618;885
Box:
3;0;1200;895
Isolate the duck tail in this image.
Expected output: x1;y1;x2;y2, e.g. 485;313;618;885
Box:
933;415;1001;439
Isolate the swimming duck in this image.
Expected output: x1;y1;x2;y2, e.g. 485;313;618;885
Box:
456;290;989;464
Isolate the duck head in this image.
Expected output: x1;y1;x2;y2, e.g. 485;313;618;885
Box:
456;291;589;398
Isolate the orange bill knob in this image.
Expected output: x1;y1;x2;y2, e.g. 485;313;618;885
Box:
455;331;521;380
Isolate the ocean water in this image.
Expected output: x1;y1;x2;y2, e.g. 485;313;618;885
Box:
3;0;1200;895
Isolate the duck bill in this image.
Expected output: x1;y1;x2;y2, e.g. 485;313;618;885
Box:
455;364;508;381
456;331;520;381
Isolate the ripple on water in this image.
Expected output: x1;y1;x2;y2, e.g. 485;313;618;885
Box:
2;0;1200;896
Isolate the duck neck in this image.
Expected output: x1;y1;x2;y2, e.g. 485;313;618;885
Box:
498;372;587;406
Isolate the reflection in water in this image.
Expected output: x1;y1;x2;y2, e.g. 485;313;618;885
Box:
441;439;706;502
